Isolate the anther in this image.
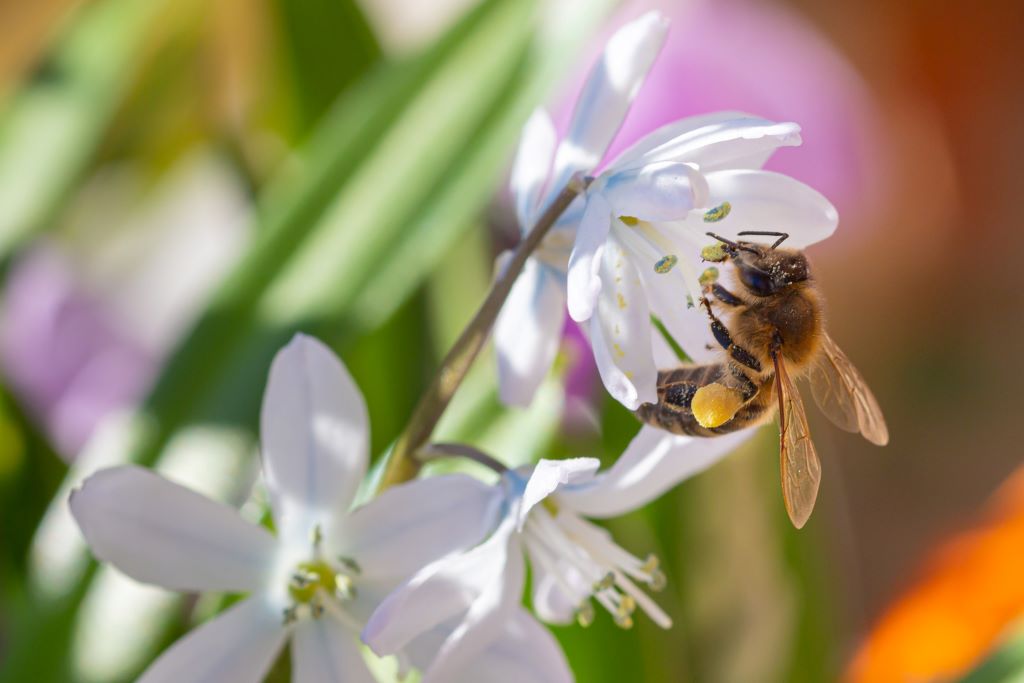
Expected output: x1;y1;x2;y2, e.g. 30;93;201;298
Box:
282;605;299;625
576;602;595;628
648;569;667;592
594;572;615;592
619;215;639;226
614;613;635;630
702;201;731;223
338;556;362;575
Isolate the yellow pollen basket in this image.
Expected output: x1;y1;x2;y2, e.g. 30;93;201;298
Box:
691;383;743;428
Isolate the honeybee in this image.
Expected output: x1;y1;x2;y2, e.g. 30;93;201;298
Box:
635;231;888;528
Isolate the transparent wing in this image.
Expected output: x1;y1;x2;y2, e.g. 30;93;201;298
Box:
809;333;889;446
774;352;822;529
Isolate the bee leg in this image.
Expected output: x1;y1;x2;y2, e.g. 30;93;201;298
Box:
709;283;743;308
728;365;760;401
700;297;762;372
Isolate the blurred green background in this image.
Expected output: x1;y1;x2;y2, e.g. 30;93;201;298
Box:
0;0;1022;681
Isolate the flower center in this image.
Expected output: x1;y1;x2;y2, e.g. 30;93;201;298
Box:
523;506;671;631
281;526;360;625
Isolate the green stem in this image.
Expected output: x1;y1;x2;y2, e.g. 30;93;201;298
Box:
378;174;588;489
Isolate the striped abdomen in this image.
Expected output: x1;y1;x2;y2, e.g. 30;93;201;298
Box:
634;363;776;437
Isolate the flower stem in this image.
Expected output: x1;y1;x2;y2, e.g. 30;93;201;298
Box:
378;174;588;490
419;443;508;473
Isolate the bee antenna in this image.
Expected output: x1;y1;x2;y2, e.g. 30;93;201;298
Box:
737;231;790;249
706;232;737;248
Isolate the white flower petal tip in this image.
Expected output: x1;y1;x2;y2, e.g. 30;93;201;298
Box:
701;169;840;247
515;458;600;531
69;465;276;593
551;12;669;189
261;333;369;534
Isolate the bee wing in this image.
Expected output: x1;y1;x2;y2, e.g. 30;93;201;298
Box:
774;351;822;529
809;334;889;446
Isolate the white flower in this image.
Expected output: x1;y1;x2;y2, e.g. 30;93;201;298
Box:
70;334;500;682
495;11;669;408
566;113;839;410
363;425;755;683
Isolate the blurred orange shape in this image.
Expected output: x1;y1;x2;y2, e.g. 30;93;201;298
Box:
846;466;1024;683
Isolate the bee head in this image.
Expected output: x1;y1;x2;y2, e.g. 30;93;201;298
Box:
705;231;810;296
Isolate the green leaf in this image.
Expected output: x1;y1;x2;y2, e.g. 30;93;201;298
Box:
959;620;1024;683
270;0;381;132
0;0;170;257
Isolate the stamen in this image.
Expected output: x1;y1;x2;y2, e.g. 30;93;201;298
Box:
576;602;595;628
619;215;639;226
337;556;361;575
654;254;678;274
699;267;719;287
703;201;731;223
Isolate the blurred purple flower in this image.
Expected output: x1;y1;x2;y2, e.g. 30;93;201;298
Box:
0;152;250;460
0;246;154;458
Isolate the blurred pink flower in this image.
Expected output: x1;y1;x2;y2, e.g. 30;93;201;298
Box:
560;0;880;218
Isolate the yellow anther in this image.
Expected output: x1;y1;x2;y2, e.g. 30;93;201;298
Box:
335;574;357;601
691;383;744;428
701;243;728;262
699;267;719;287
702;201;732;223
615;614;635;630
618;595;637;616
594;572;616;592
640;554;660;574
648;569;667;592
654;254;678;274
576;603;595;628
619;215;639;226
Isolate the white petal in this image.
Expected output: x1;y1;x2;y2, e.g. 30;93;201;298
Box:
558;426;756;518
138;597;286;683
566;193;611;322
617;117;802;173
362;519;520;659
696;169;838;247
292;617;375;683
445;608;573;683
529;557;587;625
589;239;658;409
516;458;600;531
601;162;704;222
613;220;716;363
260;334;369;539
511;109;557;229
70;466;276;592
495;261;566;408
609;111;755;169
335;474;502;582
421;530;525;683
549;11;669;192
